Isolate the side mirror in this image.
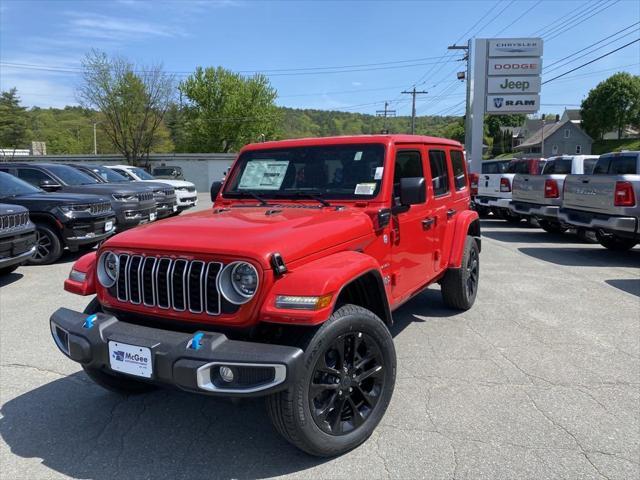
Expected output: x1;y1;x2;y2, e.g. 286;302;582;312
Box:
40;179;62;191
210;181;223;203
399;177;426;206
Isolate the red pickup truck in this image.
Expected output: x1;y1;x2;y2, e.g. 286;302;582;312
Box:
50;135;481;456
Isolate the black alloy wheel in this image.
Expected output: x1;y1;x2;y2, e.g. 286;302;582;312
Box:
28;224;63;265
466;245;479;300
309;331;385;436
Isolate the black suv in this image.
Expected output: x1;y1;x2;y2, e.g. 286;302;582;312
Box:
0;172;115;265
0;163;157;231
67;164;178;219
0;203;36;275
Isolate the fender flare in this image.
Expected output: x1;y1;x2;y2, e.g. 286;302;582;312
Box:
448;210;481;268
64;251;98;296
260;250;391;326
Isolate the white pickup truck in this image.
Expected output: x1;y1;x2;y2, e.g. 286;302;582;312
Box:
559;151;639;250
511;155;598;233
475;158;546;223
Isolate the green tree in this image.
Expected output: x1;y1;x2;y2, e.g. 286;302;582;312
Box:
0;88;30;151
178;67;280;152
77;50;175;164
581;72;640;140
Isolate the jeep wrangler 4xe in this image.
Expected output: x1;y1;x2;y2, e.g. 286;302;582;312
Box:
51;135;481;457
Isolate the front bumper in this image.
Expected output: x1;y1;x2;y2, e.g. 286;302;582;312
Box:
115;206;158;230
475;196;512;209
512;202;560;219
175;192;197;209
156;202;178;218
0;230;36;268
0;245;36;269
558;208;638;236
63;216;116;248
50;307;303;397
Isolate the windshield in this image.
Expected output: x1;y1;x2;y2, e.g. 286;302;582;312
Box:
154;167;179;176
482;160;511;174
130;167;155;180
89;165;129;182
0;171;42;196
47;165;99;185
224;144;386;200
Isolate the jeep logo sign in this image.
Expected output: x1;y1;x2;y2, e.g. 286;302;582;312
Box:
486;95;540;113
488;76;541;94
488;58;542;76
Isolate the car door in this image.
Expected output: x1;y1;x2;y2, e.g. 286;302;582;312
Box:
390;146;434;301
425;148;454;275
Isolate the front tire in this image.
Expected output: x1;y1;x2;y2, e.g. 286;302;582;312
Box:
28;223;63;265
267;304;396;457
81;298;156;395
441;236;480;310
595;231;638;251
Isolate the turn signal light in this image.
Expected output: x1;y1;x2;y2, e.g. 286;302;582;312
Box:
500;177;511;192
614;181;636;207
275;294;333;310
544;179;559;198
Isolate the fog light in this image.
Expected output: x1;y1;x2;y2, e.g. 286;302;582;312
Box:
219;366;234;383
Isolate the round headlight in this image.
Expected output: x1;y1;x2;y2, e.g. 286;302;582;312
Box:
218;261;259;305
97;251;119;288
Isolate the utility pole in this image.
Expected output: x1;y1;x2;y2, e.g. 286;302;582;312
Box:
376;101;396;133
93;122;98;155
401;87;428;134
448;41;471;154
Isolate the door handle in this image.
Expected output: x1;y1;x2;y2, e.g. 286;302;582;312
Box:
447;209;457;218
422;217;436;230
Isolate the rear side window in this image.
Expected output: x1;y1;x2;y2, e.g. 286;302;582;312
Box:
609;155;638;174
429;150;450;196
542;159;572;174
592;157;610;174
450;150;466;190
482;161;509;174
506;161;530;174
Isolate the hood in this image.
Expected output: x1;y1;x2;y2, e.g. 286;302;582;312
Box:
0;202;29;215
62;184;145;196
4;191;111;206
104;205;374;266
139;179;194;189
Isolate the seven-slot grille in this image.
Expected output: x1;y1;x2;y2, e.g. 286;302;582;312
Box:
90;202;112;215
114;254;223;315
0;212;30;230
137;192;154;202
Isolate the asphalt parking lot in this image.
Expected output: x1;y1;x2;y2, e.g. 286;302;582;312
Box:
1;193;638;480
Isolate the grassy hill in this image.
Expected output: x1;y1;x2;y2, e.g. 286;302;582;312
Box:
592;138;640;155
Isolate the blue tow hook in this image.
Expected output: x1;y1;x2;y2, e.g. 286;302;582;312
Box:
188;332;204;350
83;314;97;329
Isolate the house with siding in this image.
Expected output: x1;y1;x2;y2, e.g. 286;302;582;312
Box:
514;118;593;156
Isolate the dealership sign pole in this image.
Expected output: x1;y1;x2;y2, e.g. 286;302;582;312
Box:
468;37;543;173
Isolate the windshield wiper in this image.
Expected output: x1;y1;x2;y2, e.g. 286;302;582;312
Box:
291;191;331;207
244;191;269;206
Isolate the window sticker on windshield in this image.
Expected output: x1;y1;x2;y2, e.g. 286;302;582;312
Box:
355;183;376;195
374;167;384;180
238;160;290;190
354;151;363;161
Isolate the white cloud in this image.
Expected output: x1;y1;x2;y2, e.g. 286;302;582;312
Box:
0;74;78;109
66;12;187;40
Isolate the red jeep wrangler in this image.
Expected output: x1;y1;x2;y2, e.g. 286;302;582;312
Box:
51;135;481;456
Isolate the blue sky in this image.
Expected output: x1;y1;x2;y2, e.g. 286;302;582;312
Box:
0;0;638;117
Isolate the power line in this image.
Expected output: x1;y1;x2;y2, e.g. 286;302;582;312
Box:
545;0;620;41
493;0;543;36
401;87;428;134
532;0;597;37
542;38;640;85
544;22;639;70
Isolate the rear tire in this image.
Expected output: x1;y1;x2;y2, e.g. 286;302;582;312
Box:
595;231;638;251
28;223;63;265
81;298;156;395
266;304;396;457
538;219;568;234
441;236;480;310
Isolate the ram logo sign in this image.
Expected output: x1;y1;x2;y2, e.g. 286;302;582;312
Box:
486;95;540;113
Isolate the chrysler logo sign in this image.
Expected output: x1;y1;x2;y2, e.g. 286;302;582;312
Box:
489;38;543;57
